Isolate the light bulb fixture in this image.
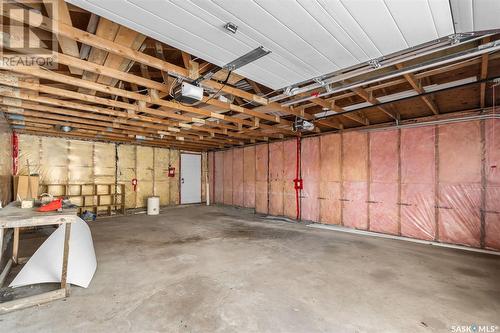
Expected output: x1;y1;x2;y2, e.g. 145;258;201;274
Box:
60;125;72;132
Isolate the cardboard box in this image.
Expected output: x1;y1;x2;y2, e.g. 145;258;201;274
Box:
13;175;39;200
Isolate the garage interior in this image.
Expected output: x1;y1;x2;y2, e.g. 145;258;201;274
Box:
0;0;499;332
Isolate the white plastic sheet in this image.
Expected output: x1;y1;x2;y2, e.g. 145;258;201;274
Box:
10;218;97;288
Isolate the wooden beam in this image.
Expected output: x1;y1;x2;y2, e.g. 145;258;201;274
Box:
153;42;171;85
181;51;191;69
42;0;82;75
395;64;439;115
96;27;146;88
479;37;491;108
14;126;208;151
351;87;398;120
308;94;368;126
1;57;294;135
79;13;99;60
79;18;119;94
247;79;262;95
1;104;227;147
0;4;304;121
0;76;277;142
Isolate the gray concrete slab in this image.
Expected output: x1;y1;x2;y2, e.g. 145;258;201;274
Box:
1;205;499;332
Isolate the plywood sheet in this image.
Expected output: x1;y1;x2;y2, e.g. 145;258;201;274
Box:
243;146;256;208
369;130;398;234
301;137;320;222
255;144;268;214
401;127;436;240
269;142;284;216
232;148;244;206
319;134;341;224
438;122;481;247
223;150;233;205
214;151;224;204
283;139;297;219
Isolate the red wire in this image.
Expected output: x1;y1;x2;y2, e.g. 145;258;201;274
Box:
12;132;18;176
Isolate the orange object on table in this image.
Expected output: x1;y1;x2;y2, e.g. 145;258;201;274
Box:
38;198;63;212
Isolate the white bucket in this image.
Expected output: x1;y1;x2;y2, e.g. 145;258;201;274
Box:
147;196;160;215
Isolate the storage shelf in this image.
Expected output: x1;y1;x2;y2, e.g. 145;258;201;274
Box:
39;183;126;217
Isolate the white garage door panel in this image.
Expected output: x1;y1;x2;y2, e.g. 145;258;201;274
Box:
296;0;371;62
212;0;334;74
187;0;318;79
384;0;447;46
67;0;497;90
339;0;410;54
315;0;382;59
428;0;455;36
469;0;500;32
254;0;361;68
450;0;500;33
131;0;297;85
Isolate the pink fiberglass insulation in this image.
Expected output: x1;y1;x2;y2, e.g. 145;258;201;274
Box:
343;181;368;229
320;134;341;224
400;126;436;240
369;130;399;235
223;150;233;205
255;144;269;214
269;142;284;216
301;137;320;222
243;146;256;208
232;148;244;207
485;119;500;250
207;119;499;251
214;151;224;204
438;121;481;247
283;139;297;219
342;132;368;229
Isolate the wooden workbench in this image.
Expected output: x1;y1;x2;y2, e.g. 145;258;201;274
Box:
0;202;77;314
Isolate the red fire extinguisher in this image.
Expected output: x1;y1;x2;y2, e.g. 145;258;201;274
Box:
131;178;138;192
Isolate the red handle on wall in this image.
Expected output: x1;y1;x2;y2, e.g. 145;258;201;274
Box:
131;178;138;192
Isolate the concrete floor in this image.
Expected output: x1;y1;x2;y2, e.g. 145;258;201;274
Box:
1;205;499;332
